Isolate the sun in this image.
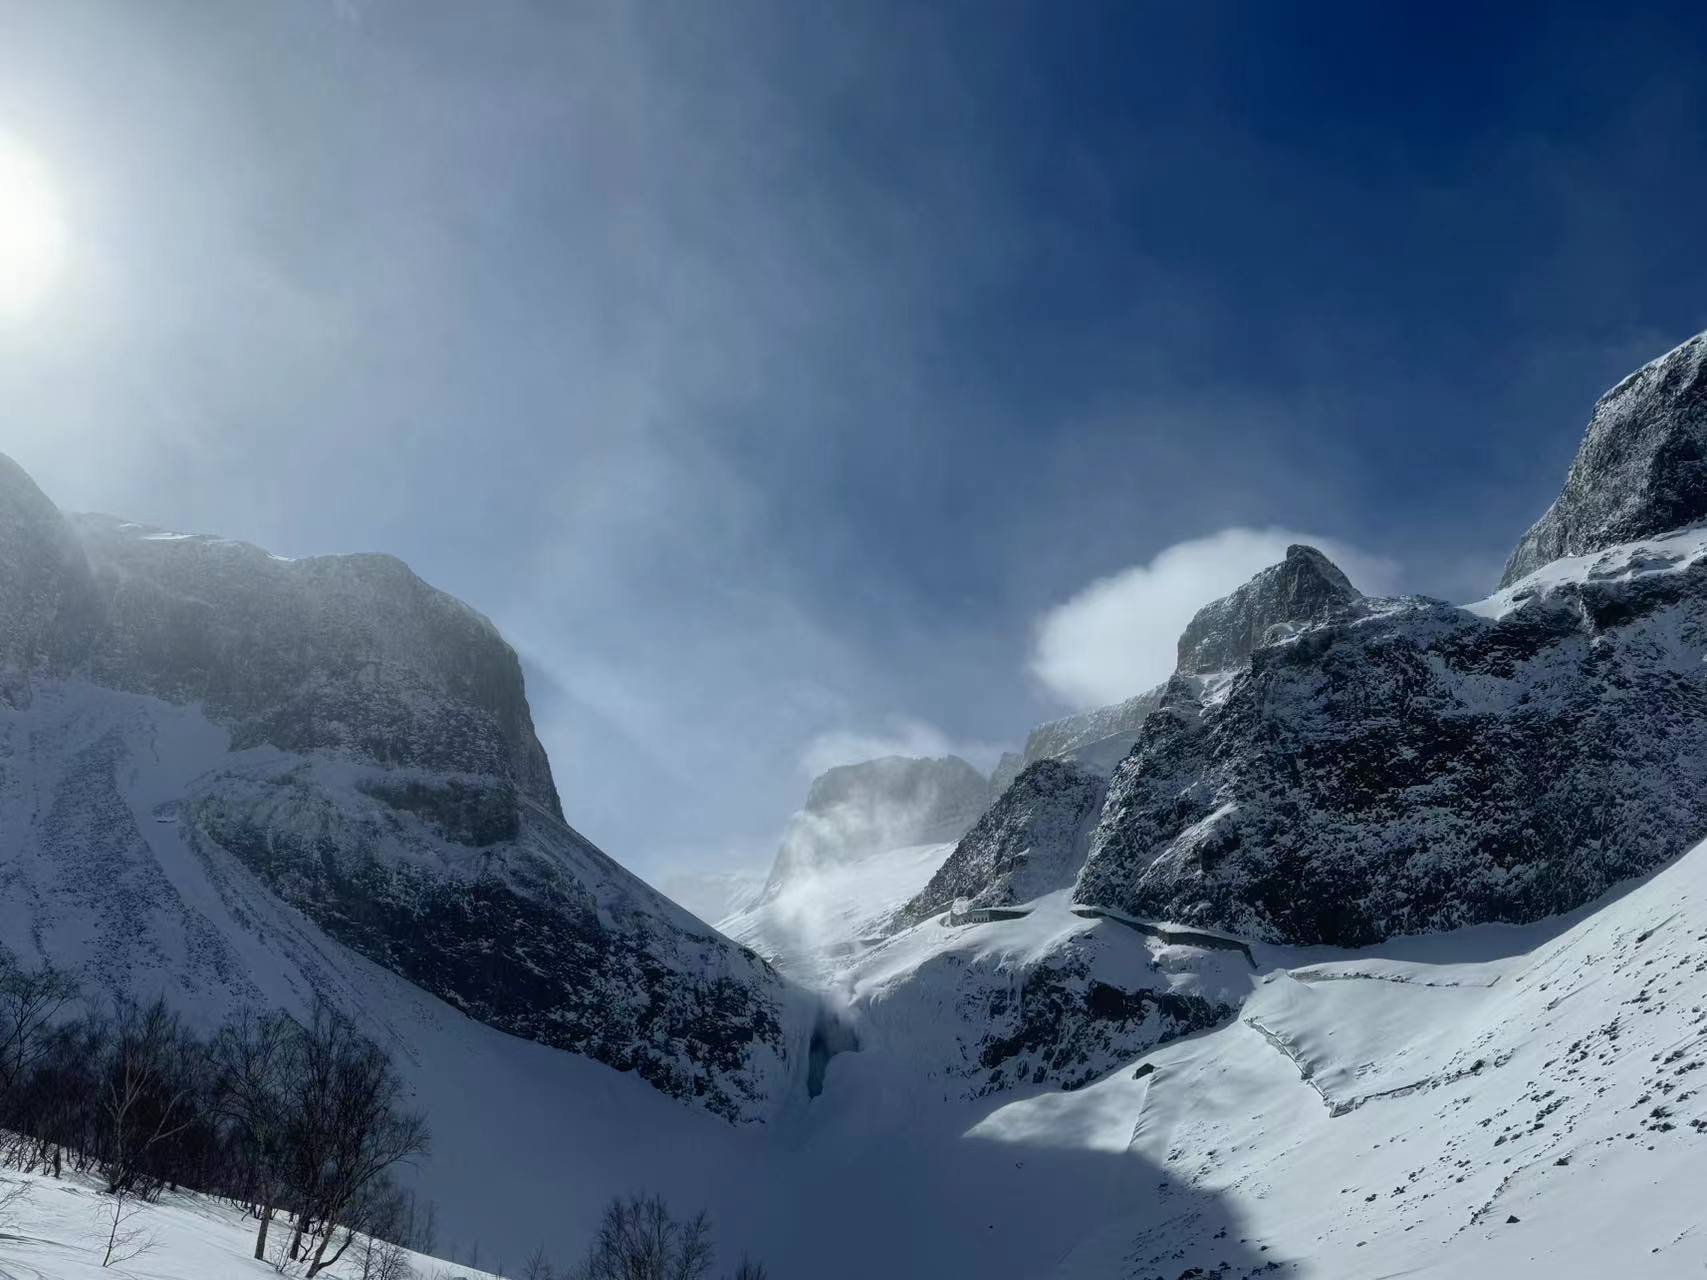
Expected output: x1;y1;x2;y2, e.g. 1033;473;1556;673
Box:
0;134;68;319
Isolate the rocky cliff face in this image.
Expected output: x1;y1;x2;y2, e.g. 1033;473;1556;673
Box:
1076;334;1707;945
1503;332;1707;585
0;454;805;1122
895;758;1106;928
0;455;101;676
1018;690;1164;779
71;513;562;813
931;549;1375;926
1175;542;1366;673
1003;546;1361;796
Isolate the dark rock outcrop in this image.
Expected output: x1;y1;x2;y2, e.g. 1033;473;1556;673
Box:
1076;540;1707;946
1006;547;1365;797
973;961;1227;1094
188;767;787;1121
1503;332;1707;586
1074;334;1707;947
1175;543;1366;674
895;758;1106;927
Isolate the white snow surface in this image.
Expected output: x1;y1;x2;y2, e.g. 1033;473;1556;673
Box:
0;1164;496;1280
718;840;957;980
1470;522;1707;619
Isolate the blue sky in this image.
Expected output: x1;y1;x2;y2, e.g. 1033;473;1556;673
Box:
3;0;1706;880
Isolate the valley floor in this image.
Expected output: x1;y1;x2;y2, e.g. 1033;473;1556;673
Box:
401;829;1707;1278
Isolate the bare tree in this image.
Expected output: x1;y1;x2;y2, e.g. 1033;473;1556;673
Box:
401;1191;439;1257
101;999;200;1198
285;1001;429;1278
358;1228;416;1280
0;960;79;1104
97;1188;156;1268
210;1006;297;1259
728;1257;768;1280
523;1242;555;1280
572;1194;715;1280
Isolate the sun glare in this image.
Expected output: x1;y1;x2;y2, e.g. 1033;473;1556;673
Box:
0;133;68;319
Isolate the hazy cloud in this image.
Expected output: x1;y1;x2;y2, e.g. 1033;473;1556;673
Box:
799;716;1004;779
1030;528;1401;710
2;2;1699;886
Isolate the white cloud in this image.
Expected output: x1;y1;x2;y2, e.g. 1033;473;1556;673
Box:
799;716;1004;778
1029;527;1400;710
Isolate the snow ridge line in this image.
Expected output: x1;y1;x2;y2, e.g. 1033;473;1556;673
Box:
1241;1014;1345;1116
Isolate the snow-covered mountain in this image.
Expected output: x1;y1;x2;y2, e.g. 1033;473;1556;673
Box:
1076;334;1707;947
894;757;1107;928
760;753;991;891
717;754;992;975
15;329;1707;1277
819;326;1707;1140
1502;330;1707;584
0;453;811;1124
1000;544;1365;790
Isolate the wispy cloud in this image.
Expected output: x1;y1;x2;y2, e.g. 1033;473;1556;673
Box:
798;716;1005;779
1030;528;1400;710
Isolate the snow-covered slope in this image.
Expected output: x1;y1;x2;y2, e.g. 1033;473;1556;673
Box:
1026;828;1707;1278
719;754;992;974
10;828;1707;1280
721;839;958;979
0;454;809;1123
1020;689;1165;780
0;1163;501;1280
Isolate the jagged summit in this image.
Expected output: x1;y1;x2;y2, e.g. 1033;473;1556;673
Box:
1502;331;1707;586
1176;542;1365;674
894;756;1106;928
1007;547;1365;786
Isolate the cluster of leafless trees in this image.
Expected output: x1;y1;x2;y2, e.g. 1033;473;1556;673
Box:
0;958;771;1279
0;957;430;1276
507;1193;767;1280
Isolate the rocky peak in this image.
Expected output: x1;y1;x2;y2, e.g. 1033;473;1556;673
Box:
895;757;1107;928
0;453;560;816
1502;331;1707;586
1175;543;1365;675
0;454;100;674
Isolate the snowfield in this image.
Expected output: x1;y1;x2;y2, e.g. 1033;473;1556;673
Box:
10;829;1707;1277
0;1164;500;1280
1026;835;1707;1277
11;610;1707;1275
